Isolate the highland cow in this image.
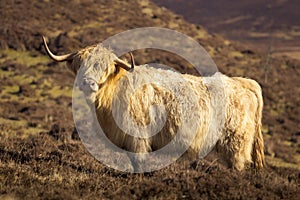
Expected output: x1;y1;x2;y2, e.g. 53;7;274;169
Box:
42;36;265;171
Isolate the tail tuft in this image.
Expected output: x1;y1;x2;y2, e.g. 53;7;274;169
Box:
251;82;265;169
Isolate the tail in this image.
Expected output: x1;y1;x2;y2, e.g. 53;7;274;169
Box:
250;82;265;169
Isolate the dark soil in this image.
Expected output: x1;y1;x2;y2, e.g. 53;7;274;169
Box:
0;0;299;199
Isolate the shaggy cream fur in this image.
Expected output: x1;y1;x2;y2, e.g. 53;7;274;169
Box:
50;44;265;171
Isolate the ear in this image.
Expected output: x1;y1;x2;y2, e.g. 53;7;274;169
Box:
66;60;77;75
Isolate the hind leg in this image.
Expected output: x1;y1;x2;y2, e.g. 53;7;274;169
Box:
217;124;255;170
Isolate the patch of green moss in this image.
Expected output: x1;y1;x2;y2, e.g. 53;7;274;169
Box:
206;46;216;57
229;51;244;58
0;69;14;79
46;86;72;98
1;85;20;94
69;20;104;37
280;63;288;69
40;78;54;89
0;118;27;137
266;156;300;170
223;40;231;46
262;126;269;134
0;117;47;138
270;109;279;117
12;74;36;85
196;29;209;39
231;67;245;76
0;49;49;66
0;84;48;103
282;140;293;147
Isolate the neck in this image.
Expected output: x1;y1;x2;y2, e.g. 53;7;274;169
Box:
95;68;127;109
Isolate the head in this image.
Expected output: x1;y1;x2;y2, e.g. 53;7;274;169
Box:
42;36;135;93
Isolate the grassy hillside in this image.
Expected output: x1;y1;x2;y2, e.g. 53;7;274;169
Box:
0;0;299;199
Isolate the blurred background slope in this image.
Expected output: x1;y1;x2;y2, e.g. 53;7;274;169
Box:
153;0;300;59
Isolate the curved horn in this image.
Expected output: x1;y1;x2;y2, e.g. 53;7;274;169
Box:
129;52;135;70
42;36;76;62
115;52;135;71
